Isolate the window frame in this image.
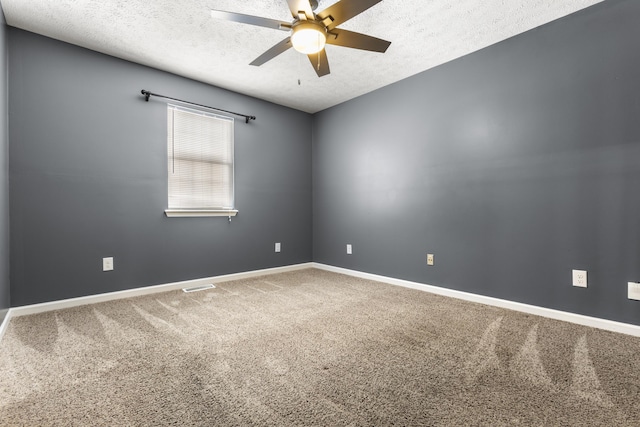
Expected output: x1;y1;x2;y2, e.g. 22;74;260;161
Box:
164;104;238;218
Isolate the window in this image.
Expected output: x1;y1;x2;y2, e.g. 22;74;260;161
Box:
165;104;237;217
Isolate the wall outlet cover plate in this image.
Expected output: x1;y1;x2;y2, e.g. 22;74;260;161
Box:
102;257;114;272
628;282;640;301
572;269;587;288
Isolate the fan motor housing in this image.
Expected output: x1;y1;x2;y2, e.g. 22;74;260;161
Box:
292;20;327;34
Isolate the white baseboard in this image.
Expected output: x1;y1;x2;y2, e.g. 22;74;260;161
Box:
0;310;11;344
4;262;639;341
313;263;640;337
8;263;314;319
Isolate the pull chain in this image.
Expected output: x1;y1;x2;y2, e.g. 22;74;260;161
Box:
298;51;302;86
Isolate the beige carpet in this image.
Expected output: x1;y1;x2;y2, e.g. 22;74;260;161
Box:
1;268;640;426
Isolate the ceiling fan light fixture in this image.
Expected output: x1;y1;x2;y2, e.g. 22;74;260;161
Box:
291;22;326;54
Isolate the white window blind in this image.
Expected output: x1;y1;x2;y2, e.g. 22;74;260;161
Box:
167;104;234;211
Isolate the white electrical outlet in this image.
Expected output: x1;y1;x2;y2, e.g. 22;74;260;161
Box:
572;269;587;288
103;257;114;272
427;254;434;266
628;282;640;301
346;244;352;255
275;242;281;253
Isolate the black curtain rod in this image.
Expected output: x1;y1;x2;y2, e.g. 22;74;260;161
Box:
141;90;256;123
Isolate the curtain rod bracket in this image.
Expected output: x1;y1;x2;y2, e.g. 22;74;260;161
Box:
140;89;255;123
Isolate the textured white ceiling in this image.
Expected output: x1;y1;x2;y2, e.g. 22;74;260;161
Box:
2;0;603;113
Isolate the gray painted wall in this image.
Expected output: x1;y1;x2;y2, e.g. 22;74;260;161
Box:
9;29;312;306
0;7;9;321
313;0;640;325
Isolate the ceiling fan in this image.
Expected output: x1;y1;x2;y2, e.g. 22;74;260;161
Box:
210;0;391;77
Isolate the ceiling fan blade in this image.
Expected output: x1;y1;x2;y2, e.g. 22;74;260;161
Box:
285;0;315;20
250;38;293;66
316;0;383;31
307;49;330;77
326;28;390;52
211;10;291;31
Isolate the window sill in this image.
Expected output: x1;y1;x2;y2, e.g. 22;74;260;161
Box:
165;209;238;218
